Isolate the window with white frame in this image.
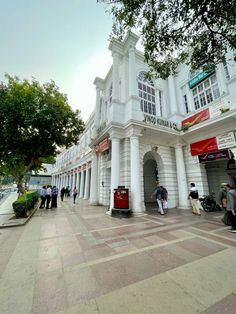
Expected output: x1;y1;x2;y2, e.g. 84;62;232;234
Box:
192;73;220;110
138;71;156;115
183;94;189;113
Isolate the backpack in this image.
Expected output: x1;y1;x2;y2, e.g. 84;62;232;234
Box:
161;188;167;200
155;187;162;200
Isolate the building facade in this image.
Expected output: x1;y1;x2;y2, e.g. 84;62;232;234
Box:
51;32;236;215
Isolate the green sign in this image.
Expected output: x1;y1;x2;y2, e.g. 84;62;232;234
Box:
188;71;211;89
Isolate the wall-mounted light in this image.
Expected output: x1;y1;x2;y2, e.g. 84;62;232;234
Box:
152;146;158;152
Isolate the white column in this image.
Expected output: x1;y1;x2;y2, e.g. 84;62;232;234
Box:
79;169;85;198
90;152;98;205
63;174;66;188
112;52;119;100
109;138;120;211
76;171;80;191
130;135;142;214
129;47;138;97
83;166;90;199
94;86;101;130
174;144;189;208
72;172;76;189
168;75;178;114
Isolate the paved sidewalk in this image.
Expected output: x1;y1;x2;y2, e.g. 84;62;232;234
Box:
0;198;236;314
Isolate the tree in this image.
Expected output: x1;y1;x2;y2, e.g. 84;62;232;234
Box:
0;75;85;193
98;0;236;79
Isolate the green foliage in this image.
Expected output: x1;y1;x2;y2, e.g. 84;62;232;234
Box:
0;75;85;190
13;190;38;218
98;0;236;79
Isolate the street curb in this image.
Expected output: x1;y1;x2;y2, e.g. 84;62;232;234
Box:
0;202;39;228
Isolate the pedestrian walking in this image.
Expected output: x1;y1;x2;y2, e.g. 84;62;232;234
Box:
72;186;78;204
189;183;201;216
217;183;228;210
153;183;164;215
160;186;168;210
218;183;231;226
39;186;46;208
60;187;65;201
226;184;236;233
51;186;58;208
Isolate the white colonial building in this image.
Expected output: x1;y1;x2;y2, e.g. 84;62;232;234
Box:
51;32;236;215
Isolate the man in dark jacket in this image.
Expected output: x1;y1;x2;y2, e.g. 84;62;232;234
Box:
226;184;236;232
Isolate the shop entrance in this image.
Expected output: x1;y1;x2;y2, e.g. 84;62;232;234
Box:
143;151;163;211
205;160;231;195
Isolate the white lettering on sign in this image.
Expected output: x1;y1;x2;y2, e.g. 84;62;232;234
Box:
144;114;178;130
217;131;236;150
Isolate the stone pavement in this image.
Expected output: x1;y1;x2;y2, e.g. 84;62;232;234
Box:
0;198;236;314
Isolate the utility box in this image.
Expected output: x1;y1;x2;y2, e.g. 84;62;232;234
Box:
112;187;131;218
114;188;129;209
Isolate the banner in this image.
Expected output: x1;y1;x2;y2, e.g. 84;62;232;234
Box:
95;137;109;154
190;131;236;156
182;108;209;128
198;150;229;163
190;137;218;156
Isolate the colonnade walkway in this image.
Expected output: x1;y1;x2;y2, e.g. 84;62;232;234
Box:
0;197;236;314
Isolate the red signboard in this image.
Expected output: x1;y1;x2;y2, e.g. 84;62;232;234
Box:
95;137;109;154
182;108;209;127
190;137;218;156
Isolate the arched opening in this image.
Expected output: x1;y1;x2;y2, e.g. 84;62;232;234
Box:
143;151;163;211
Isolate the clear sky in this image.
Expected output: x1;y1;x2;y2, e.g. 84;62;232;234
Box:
0;0;113;121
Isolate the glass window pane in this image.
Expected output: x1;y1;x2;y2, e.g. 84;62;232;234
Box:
192;87;197;96
140;100;143;111
198;83;203;92
194;97;200;109
206;89;213;103
204;79;210;88
143;85;146;92
199;93;206;107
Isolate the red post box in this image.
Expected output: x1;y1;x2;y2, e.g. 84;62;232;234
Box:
114;188;129;209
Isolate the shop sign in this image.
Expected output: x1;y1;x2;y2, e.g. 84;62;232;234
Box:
188;71;212;89
198;149;230;163
182;108;209;128
143;114;178;130
190;131;236;156
190;137;218;156
217;131;236;149
95;137;109;154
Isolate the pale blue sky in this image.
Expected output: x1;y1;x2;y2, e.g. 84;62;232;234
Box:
0;0;113;121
